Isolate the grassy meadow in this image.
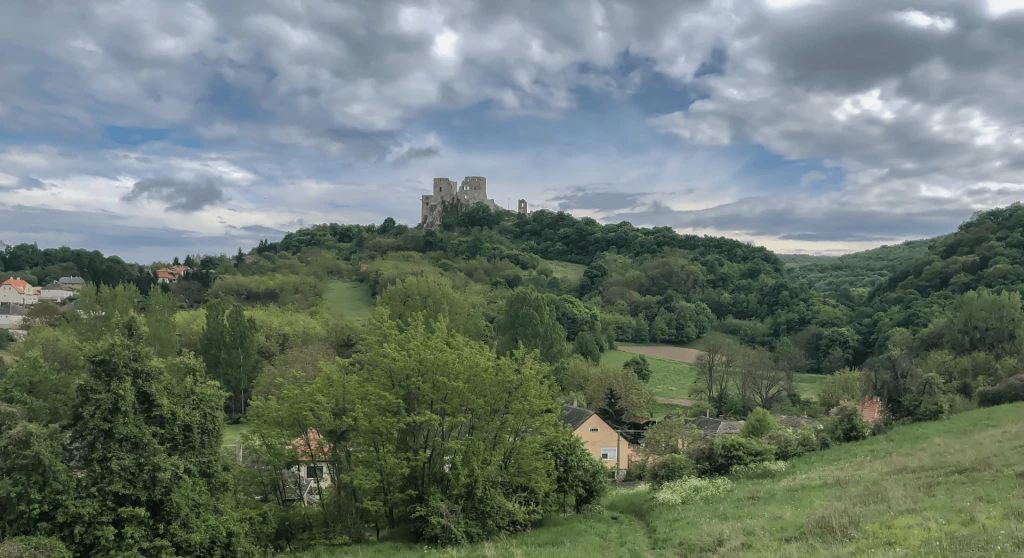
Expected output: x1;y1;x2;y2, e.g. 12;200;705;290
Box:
544;259;587;282
290;403;1024;557
324;280;375;322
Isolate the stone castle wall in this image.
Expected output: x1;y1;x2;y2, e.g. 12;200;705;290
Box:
422;176;524;229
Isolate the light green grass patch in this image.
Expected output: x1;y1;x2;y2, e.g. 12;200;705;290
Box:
542;259;587;282
222;423;249;448
324;280;375;322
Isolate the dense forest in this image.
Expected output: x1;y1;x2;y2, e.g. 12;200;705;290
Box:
779;238;934;294
3;202;1024;556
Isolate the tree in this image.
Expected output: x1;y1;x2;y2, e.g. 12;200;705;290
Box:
65;316;251;556
496;287;569;363
173;256;181;266
818;368;865;412
198;300;259;417
740;408;782;438
638;418;704;460
234;247;246;267
144;289;179;358
376;275;490;342
823;402;870;443
623;354;652;383
691;342;739;415
738;346;788;409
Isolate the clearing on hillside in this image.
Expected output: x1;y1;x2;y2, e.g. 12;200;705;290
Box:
290;403;1024;557
618;344;703;363
324;280;374;322
543;259;587;282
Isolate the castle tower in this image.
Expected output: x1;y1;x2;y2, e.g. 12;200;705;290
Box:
517;199;528;215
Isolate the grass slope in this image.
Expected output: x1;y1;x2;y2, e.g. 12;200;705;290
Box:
543;259;587;282
614;402;1024;557
222;423;248;448
292;403;1024;557
324;280;374;322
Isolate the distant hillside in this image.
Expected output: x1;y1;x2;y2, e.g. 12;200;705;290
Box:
779;238;935;293
872;204;1024;304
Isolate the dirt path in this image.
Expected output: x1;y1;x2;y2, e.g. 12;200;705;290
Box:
618;344;703;364
654;396;694;407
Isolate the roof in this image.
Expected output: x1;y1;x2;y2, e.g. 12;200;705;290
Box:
42;281;72;292
859;396;884;423
1;278;32;295
778;416;820;429
59;276;85;284
289;429;331;461
559;405;596;430
685;416;745;437
156;269;177;280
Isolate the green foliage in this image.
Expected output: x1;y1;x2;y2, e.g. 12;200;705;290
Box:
694;436;776;476
646;454;698;485
818;368;865;412
730;459;789;479
623;354;652;383
823;402;870;443
546;427;609;513
740;408;782;438
377;275;490;342
977;374;1024;407
0;536;71;558
780;238;933;293
0;352;79;424
199;300;259;418
209;273;324;310
496;288;570;363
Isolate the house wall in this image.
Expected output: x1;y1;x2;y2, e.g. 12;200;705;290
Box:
0;285;36;306
574;414;633;472
0;315;24;329
39;289;69;302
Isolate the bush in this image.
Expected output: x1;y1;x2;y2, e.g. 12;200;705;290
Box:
823;402;870;443
731;460;789;480
740;408;782;438
647;454;698;485
0;329;13;351
977;374;1024;407
694;436;776;476
622;355;652;383
0;537;71;558
653;477;733;506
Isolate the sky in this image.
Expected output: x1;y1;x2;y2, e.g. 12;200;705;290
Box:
1;0;1023;263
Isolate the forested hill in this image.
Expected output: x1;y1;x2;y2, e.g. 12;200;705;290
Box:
778;238;935;294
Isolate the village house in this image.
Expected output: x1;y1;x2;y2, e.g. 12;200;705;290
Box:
59;276;86;291
39;281;74;303
156;265;191;284
559;405;634;479
0;278;38;306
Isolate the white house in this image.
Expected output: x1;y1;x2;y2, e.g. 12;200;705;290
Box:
39;281;73;303
0;278;38;306
59;276;86;291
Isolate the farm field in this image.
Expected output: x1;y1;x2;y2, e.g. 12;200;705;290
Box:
324;280;375;322
290;403;1024;557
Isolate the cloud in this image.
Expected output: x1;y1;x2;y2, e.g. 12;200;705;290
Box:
552;185;656;211
799;171;826;188
392;144;441;166
122;176;226;212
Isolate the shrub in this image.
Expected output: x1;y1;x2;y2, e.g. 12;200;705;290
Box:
653;477;733;506
731;460;789;480
740;408;782;438
622;355;652;383
0;537;71;558
977;374;1024;407
647;454;698;485
0;329;13;351
823;402;870;443
818;368;864;413
694;436;776;476
763;429;802;461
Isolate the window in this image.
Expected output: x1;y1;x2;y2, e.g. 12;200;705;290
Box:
306;465;324;480
589;427;599;432
600;447;617;460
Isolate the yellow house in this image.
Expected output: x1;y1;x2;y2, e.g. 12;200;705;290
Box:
559;405;633;479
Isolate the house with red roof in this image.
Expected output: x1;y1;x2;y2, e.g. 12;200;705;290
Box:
288;430;333;505
155;265;192;284
0;277;39;306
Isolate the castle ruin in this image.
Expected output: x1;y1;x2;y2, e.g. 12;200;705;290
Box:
421;176;527;229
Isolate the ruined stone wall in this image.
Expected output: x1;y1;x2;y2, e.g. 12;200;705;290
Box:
421;176;517;229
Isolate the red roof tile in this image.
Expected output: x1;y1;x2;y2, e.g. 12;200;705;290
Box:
2;278;32;295
859;396;884;423
289;429;331;461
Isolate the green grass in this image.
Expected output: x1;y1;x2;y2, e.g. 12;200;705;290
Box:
543;259;587;282
601;347;824;412
291;403;1024;557
222;424;249;448
324;280;375;322
681;331;738;351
